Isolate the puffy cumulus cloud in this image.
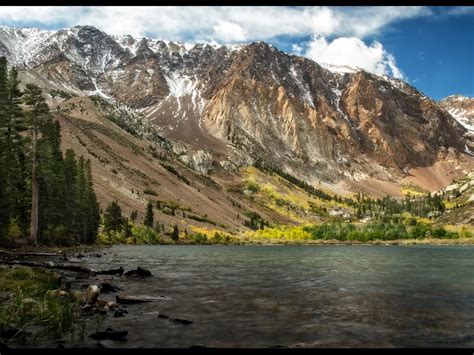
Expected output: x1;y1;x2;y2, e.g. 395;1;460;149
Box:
212;21;248;42
0;6;430;42
0;6;422;79
304;36;405;79
307;6;341;36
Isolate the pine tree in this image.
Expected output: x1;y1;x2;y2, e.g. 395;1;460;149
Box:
171;224;179;241
2;66;26;233
82;159;100;243
23;84;52;245
144;200;154;227
38;119;65;234
104;201;123;233
0;57;8;238
76;157;86;243
63;149;78;233
130;210;138;223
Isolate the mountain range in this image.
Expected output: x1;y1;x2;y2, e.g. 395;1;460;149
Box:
0;24;472;231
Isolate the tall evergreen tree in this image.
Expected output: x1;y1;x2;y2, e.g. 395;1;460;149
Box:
144;200;154;227
38;119;65;235
104;201;123;234
76;156;86;243
3;66;25;229
82;159;100;243
23;83;52;245
63;149;78;233
0;57;8;238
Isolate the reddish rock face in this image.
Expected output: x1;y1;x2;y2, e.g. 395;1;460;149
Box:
2;25;472;191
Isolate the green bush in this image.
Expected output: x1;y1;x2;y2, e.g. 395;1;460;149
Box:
143;189;157;196
245;180;260;193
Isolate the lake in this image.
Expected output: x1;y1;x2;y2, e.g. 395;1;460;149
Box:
41;245;474;347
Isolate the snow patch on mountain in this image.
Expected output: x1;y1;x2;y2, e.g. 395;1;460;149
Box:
289;65;314;108
164;72;197;98
0;26;56;66
320;62;361;75
448;108;474;133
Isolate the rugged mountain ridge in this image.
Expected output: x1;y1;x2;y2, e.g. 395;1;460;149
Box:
439;95;474;154
1;24;472;198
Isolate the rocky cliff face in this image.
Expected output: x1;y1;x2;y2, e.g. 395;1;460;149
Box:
1;24;472;195
439;95;474;155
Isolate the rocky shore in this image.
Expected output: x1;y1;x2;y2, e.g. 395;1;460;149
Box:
0;248;193;348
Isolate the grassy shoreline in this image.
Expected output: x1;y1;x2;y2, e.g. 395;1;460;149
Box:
172;237;474;246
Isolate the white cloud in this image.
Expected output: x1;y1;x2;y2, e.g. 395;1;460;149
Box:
446;6;474;16
213;21;247;42
0;6;430;43
304;36;405;79
0;6;427;80
292;43;303;55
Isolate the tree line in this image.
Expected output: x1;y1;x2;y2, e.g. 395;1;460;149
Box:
0;57;99;246
254;160;448;220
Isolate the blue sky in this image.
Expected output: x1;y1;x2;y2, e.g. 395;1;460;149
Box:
0;6;472;100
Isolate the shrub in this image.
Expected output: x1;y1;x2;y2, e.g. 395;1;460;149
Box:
245;180;260;193
143;189;157;196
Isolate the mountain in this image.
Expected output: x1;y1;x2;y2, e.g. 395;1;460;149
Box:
0;24;473;228
439;95;474;152
435;171;473;225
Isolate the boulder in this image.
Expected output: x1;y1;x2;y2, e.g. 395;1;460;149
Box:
81;304;93;312
85;285;100;304
96;299;108;308
104;301;120;311
124;267;152;277
47;289;68;298
114;308;128;318
100;281;122;293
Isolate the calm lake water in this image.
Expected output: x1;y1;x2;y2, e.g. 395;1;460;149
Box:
40;245;474;347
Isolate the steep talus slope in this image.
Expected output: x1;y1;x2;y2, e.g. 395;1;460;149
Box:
53;96;298;233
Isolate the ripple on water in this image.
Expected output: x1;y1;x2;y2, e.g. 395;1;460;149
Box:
49;245;474;348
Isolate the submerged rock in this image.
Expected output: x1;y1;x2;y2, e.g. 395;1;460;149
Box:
100;281;122;293
96;266;124;276
89;328;128;341
171;318;193;325
113;308;128;317
116;294;165;304
124;267;152;277
158;313;193;325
